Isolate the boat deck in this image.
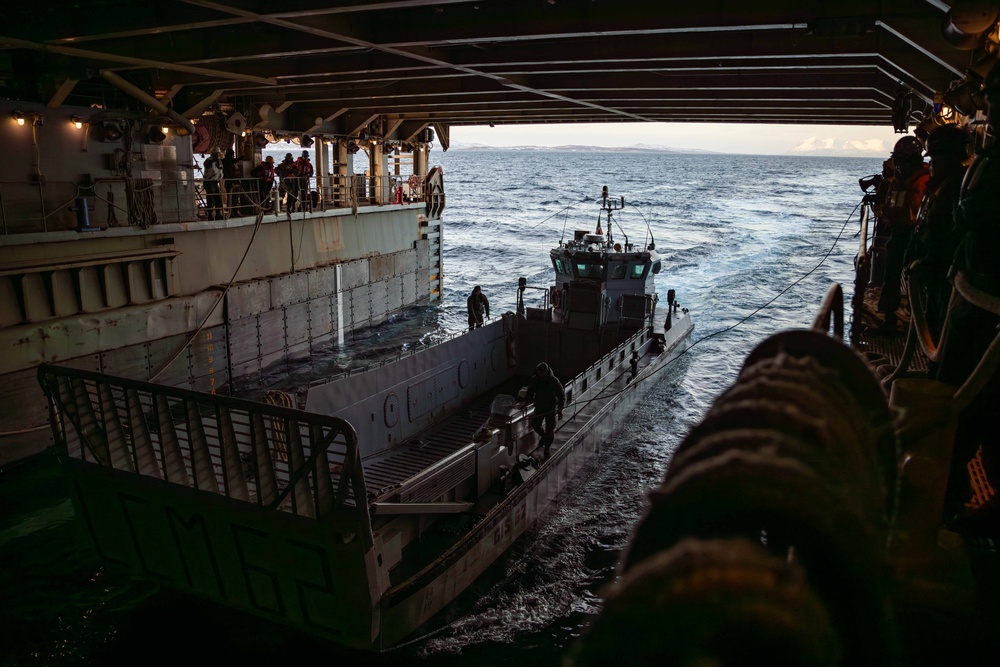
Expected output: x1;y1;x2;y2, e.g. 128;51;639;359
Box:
854;284;929;374
361;378;527;498
361;337;669;502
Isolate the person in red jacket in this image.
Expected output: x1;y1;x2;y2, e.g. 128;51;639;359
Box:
294;150;315;212
875;135;930;334
250;155;275;211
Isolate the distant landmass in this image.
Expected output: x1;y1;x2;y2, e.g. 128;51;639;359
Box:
450;142;718;154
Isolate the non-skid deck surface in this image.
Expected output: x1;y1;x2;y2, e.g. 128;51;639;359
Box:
856;286;929;372
361;380;523;495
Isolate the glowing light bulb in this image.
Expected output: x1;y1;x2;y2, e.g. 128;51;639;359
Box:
71;116;83;129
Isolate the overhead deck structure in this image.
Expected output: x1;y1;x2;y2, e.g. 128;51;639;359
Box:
2;1;995;143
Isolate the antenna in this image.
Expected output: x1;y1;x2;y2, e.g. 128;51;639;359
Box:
600;186;626;247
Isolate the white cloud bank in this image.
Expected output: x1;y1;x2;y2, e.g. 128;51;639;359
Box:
790;136;889;155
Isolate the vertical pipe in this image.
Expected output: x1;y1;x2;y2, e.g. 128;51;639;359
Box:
0;183;7;235
38;181;47;233
316;139;326;210
336;141;349;208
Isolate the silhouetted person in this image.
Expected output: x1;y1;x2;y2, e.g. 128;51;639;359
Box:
939;63;1000;529
524;362;565;459
467;285;490;329
202;147;224;220
876;135;930;333
275;153;299;212
905;124;973;339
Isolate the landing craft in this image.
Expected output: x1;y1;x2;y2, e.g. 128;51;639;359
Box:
2;1;998;661
39;190;692;648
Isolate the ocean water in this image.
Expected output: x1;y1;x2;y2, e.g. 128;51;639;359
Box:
0;151;882;666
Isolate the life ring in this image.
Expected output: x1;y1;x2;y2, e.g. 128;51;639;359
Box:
551;286;562;309
408;174;420;190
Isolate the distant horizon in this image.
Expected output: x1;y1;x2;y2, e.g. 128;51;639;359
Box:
451;122;902;159
445;141;887;159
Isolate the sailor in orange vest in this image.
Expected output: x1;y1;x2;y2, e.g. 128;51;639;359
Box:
875;135;930;334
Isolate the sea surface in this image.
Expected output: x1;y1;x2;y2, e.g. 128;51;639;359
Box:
0;151;882;666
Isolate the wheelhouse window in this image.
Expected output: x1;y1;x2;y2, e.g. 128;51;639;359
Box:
553;257;568;274
610;263;627;280
575;262;605;280
629;263;648;279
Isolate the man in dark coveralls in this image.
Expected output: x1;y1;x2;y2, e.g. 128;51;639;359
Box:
467;285;490;329
524;362;565;458
938;62;1000;527
905;124;973;340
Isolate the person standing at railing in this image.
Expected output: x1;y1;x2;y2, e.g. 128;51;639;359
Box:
250;155;275;212
467;285;490;330
202;147;224;220
905;124;973;340
222;147;249;217
939;63;1000;529
874;135;929;334
276;153;299;213
295;150;315;212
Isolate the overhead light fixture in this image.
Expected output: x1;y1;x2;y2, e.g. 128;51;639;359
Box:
161;126;170;134
71;115;83;129
12;110;25;126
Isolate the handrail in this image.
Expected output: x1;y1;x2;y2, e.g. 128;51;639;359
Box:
0;170;432;235
811;283;844;340
849;201;872;345
36;363;369;528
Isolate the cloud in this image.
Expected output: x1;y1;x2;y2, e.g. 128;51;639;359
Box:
843;138;888;153
790;137;836;152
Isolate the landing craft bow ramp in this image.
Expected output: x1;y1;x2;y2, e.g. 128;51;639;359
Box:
1;1;997;142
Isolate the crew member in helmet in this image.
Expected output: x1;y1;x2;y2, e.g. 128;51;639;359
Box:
524;362;565;459
275;153;299;212
250;155;276;211
938;62;1000;528
905;124;973;339
295;150;315;211
875;134;930;333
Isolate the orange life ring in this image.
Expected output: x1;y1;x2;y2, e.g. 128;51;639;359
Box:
408;174;420;190
551;286;562;308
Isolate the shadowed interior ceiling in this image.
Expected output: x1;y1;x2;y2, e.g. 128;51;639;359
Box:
1;0;995;139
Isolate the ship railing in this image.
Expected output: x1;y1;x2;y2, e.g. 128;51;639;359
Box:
37;363;371;526
849;197;874;344
0;171;432;235
348;173;424;207
811;283;845;340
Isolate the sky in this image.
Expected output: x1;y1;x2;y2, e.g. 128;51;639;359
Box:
451;122;903;156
